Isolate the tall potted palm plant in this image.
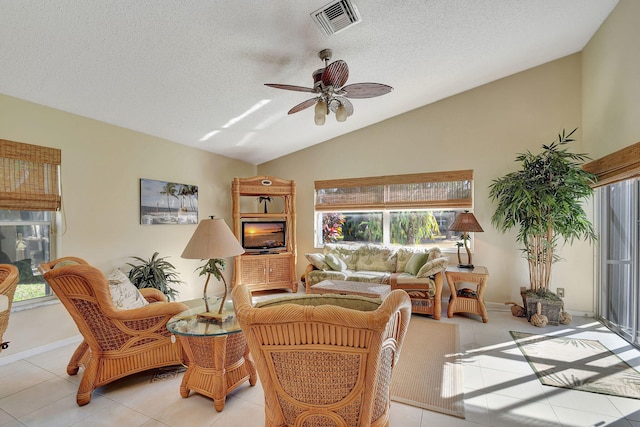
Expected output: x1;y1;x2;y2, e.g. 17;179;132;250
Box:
488;128;596;324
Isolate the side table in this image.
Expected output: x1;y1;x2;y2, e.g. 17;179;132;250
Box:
166;299;257;411
445;265;489;323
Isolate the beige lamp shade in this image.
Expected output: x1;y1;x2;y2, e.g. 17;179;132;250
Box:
449;211;484;233
181;218;245;260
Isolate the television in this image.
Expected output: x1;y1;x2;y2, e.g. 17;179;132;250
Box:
241;220;287;253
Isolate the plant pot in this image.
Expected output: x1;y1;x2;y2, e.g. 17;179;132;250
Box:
521;291;563;326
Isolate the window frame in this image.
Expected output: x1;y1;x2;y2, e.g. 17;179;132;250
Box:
313;170;475;249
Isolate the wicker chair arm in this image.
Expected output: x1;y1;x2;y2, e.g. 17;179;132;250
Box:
139;288;168;303
107;301;189;321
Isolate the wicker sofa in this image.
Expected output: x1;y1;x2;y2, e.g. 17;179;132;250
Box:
304;243;448;319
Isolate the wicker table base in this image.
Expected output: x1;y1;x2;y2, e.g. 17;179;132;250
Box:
445;266;489;323
176;332;257;411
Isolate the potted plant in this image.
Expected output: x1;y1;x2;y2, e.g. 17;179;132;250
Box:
127;252;183;301
488;128;597;325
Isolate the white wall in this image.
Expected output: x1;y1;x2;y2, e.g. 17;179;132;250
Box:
0;93;256;359
259;54;594;313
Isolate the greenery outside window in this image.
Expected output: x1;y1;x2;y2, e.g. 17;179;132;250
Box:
314;170;474;248
0;139;61;304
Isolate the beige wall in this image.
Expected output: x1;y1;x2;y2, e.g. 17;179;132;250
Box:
259;53;594;313
0;93;256;359
583;0;640;157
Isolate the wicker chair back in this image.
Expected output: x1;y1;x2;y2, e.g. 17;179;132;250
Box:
233;285;412;427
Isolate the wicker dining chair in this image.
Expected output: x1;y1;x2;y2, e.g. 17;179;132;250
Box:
232;284;412;427
41;257;189;406
0;264;19;352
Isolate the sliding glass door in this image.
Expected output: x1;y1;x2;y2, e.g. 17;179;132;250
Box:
598;179;639;346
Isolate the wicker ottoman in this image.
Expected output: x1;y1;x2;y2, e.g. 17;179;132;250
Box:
308;280;391;299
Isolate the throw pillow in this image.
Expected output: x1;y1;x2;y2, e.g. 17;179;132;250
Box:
107;268;149;309
417;257;449;278
325;253;347;272
53;259;81;269
305;253;330;270
404;252;430;276
11;259;34;283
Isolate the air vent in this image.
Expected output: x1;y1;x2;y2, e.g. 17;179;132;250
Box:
311;0;361;36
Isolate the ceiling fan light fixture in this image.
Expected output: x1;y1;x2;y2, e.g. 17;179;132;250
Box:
314;100;327;125
335;104;348;122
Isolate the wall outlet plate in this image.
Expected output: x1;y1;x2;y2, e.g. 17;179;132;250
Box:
557;287;565;298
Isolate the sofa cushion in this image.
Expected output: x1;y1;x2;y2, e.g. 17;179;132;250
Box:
306;269;349;286
354;245;397;272
324;243;360;270
107;269;149;309
325;254;347;271
346;270;390;284
405;252;430;276
256;293;381;312
305;253;329;271
395;247;421;272
417;256;449;278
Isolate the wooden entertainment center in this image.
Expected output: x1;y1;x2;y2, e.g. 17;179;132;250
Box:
231;176;298;293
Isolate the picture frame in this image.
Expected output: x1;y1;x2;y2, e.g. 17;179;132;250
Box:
140;178;198;225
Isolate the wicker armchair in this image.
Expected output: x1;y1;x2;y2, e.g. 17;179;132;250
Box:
41;257;189;406
0;264;19;352
232;285;412;427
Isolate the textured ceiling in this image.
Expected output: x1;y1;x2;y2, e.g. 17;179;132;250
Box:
0;1;618;164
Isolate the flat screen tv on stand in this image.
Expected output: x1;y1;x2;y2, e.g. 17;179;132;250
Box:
241;221;287;254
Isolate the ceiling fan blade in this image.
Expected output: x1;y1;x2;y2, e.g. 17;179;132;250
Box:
287;98;319;114
265;83;314;93
342;82;393;99
331;97;354;116
322;60;349;87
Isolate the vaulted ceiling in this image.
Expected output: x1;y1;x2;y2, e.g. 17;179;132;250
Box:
0;1;618;164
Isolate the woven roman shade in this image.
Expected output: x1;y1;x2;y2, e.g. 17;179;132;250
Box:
0;139;61;211
583;141;640;188
315;170;473;211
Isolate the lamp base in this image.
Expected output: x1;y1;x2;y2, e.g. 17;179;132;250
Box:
457;264;475;269
197;310;234;323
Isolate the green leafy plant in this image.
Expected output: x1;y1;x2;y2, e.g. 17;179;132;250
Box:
390;211;439;245
489;128;597;292
127;252;183;301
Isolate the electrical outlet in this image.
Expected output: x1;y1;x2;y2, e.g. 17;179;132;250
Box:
557;287;565;298
520;286;526;293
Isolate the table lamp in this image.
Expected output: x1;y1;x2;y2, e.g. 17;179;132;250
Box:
449;211;484;269
181;216;245;322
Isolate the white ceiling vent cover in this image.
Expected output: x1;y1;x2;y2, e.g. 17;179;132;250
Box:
311;0;361;36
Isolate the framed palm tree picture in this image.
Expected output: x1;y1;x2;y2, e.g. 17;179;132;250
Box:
140;179;198;225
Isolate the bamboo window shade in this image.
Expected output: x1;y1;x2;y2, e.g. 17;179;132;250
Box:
314;170;473;211
0;139;61;211
583;141;640;188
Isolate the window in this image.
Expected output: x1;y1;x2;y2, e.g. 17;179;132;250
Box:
314;170;474;248
0;139;61;304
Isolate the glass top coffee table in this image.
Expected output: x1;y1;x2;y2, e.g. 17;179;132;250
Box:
166;299;257;412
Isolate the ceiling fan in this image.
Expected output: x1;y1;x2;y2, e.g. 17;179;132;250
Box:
265;49;393;125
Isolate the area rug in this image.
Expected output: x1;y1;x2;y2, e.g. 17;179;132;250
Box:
511;331;640;399
390;315;465;418
150;366;186;382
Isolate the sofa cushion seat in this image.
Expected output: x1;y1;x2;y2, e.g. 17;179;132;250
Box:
345;270;390;284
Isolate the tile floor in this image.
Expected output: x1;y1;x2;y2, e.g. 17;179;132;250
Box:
1;296;640;426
